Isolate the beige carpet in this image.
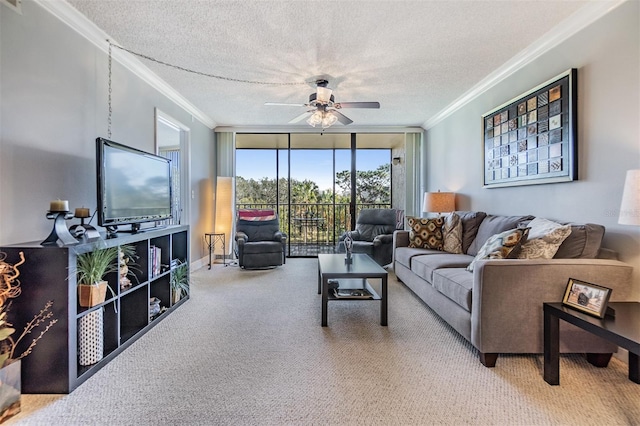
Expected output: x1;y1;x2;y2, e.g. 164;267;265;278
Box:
8;258;640;425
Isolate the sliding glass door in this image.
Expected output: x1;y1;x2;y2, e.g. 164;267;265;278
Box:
235;133;397;258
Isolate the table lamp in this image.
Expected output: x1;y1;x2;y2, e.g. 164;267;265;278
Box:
423;190;456;216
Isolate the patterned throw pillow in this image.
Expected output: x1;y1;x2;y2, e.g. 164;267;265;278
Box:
443;212;463;254
466;227;529;272
395;209;405;230
407;216;444;250
518;218;572;259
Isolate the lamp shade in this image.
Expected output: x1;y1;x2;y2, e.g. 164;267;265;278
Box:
214;177;235;255
619;169;640;225
423;191;455;214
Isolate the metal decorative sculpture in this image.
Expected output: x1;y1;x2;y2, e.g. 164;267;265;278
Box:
344;231;353;264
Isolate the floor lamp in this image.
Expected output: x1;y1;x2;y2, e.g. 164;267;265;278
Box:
619;170;639;226
215;177;235;263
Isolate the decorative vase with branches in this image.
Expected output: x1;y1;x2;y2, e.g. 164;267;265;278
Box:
0;250;58;421
0;251;57;368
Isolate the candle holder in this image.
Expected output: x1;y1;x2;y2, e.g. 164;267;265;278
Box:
69;217;101;241
69;217;101;242
41;211;78;246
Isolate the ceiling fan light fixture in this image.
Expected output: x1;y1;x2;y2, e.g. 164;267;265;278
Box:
322;111;338;128
267;79;379;127
306;110;337;129
316;86;333;104
306;110;324;127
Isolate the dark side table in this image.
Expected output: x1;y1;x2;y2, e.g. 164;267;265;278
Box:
204;233;226;269
544;302;640;385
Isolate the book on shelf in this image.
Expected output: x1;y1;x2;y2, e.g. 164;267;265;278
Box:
332;288;373;299
150;245;162;278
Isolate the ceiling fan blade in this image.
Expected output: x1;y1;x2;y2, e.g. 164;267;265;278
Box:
288;111;313;124
265;102;307;107
331;110;353;125
335;102;380;109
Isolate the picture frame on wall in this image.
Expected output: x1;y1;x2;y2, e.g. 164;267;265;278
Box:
562;278;612;318
482;69;577;188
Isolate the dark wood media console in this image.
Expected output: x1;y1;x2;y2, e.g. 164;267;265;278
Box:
0;225;189;393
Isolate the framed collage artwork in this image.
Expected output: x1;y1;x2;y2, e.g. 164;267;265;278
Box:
482;69;577;188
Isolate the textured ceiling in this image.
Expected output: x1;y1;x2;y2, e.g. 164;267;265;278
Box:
67;0;593;129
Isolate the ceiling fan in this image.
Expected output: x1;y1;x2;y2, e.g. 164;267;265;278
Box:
265;79;380;128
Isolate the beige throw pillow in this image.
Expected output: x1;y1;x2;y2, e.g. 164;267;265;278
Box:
443;212;463;254
518;217;572;259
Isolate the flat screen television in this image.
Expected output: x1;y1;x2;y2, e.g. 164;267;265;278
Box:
96;137;172;232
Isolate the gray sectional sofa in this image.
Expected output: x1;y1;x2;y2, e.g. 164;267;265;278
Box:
393;211;634;367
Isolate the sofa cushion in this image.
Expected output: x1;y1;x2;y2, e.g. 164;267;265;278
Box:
466;227;529;272
411;253;474;283
443;212;463;254
455;211;487;254
395;247;441;268
467;214;534;256
554;223;605;259
432;268;474;312
407;217;444;250
518;218;572;259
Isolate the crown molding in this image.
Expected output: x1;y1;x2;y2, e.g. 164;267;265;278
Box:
423;0;626;130
214;125;424;134
35;0;216;129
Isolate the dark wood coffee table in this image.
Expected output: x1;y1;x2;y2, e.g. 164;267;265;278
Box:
544;302;640;385
317;253;388;327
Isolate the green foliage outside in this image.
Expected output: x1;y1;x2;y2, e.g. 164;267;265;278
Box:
236;164;390;205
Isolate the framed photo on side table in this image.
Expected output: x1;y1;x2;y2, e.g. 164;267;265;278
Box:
562;278;612;318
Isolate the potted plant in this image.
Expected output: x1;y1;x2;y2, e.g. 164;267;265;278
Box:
76;245;135;307
0;251;57;422
170;260;189;304
76;245;136;366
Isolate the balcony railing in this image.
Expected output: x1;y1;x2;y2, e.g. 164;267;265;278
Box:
236;203;391;256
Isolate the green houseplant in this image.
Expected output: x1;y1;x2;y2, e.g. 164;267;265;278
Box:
76;245;135;307
76;245;136;366
170;261;189;304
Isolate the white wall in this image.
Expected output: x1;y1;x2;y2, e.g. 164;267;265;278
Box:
0;1;216;261
425;1;640;298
